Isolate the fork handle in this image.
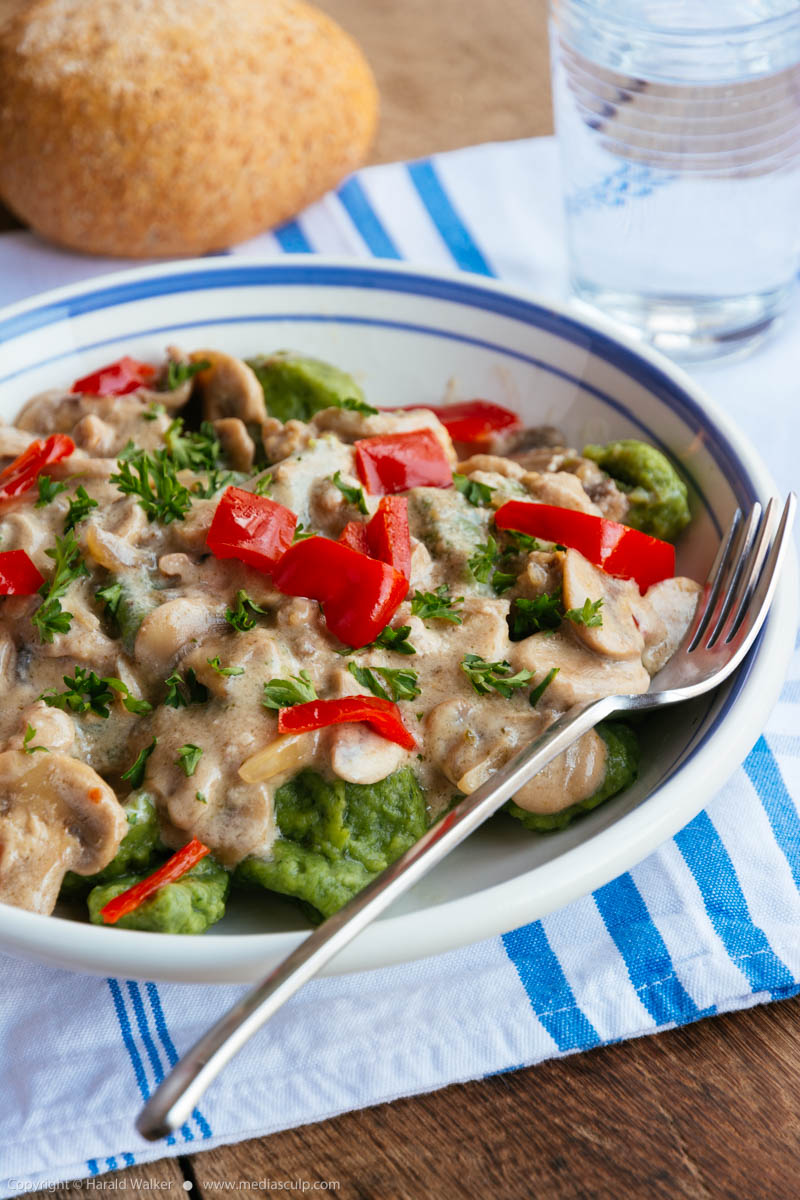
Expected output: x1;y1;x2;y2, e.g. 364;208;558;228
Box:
136;693;617;1140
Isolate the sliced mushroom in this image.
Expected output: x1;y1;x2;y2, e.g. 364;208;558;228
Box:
511;632;650;707
457;453;526;480
511;728;608;816
520;470;603;515
190;351;266;425
0;751;126;914
212;417;255;471
561;549;645;660
13;701;75;754
134;597;223;674
640;576;701;675
329;722;407;785
0;424;37;461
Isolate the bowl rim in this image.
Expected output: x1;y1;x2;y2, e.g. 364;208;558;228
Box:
0;254;795;983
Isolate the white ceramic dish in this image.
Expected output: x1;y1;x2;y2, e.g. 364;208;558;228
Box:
0;257;795;983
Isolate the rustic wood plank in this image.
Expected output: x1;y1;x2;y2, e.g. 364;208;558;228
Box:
187;997;800;1199
24;1157;186;1200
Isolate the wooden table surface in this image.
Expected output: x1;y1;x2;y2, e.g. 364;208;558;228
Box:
16;1;799;1196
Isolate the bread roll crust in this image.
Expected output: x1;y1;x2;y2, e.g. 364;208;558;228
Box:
0;0;378;256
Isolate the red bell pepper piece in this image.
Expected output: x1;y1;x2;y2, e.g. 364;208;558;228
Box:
71;356;157;397
206;486;296;574
99;837;211;925
272;536;407;648
338;497;412;584
278;696;416;750
0;549;44;595
0;434;75;501
494;500;675;593
338;521;371;556
366;495;412;581
424;399;522;444
355;429;452;495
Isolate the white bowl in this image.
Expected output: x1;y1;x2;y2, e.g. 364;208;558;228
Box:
0;257;795;983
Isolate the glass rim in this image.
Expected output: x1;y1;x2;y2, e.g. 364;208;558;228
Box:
553;0;800;41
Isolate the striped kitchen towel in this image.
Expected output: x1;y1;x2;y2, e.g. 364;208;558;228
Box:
1;137;799;1194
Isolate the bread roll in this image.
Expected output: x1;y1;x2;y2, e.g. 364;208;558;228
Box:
0;0;378;256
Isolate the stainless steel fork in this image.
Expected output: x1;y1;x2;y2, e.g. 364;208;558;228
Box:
137;494;796;1140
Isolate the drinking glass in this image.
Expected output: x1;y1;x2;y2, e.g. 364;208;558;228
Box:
549;1;800;360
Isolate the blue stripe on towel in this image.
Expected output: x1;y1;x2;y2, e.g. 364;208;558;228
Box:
593;874;710;1026
87;1160;100;1176
407;160;493;275
744;736;800;892
675;811;796;996
146;982;213;1140
502;921;601;1051
127;982;191;1144
337;177;401;259
274;220;313;253
106;979;150;1103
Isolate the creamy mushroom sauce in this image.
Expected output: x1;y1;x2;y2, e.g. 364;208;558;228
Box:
0;349;700;915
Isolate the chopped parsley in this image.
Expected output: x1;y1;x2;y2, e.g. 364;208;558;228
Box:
206;655;245;678
121;738;157;788
529;667;559;707
262;670;316;710
163;358;210;391
490;570;517;594
467;535;498;584
142;402;166;421
163;667;209;708
96;581;123;617
460;654;534;699
341;396;378;416
564;597;604;628
196;791;208;804
22;725;48;754
35;476;68;507
63;485;98;533
31;532;89;644
373;624;416;654
176;744;203;777
292;523;314;542
347;662;421;702
164;418;221;473
191;468;235;499
110;446;192;524
332;470;368;515
453;473;494;507
507;591;563;641
39;667;152;718
502;529;543;555
252;473;273;497
410;585;464;625
225;589;269;632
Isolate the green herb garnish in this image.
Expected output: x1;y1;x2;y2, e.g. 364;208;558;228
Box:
110;446;192;524
163;667;209;708
374;624;416;654
225;589;269;633
529;667;559;707
564;597;604;628
196;791;207;804
460;654;534;699
410;585;464;624
341;396;379;416
31;532;89;643
292;523;315;542
121;738;157;788
96;581;123;617
164;418;221;473
163;359;210;391
206;655;245;678
191;469;235;499
453;473;494;507
22;725;48;754
63;485;98;533
39;667;152;718
467;535;498;584
35;476;68;507
490;570;517;594
262;670;316;710
143;403;166;421
252;473;273;497
332;470;368;515
507;591;563;641
176;744;203;777
347;662;421;703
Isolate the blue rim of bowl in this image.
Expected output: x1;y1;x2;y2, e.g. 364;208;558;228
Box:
0;259;765;846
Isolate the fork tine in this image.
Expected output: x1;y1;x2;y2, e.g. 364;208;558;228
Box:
718;498;778;645
703;503;764;648
687;506;743;651
722;494;796;655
